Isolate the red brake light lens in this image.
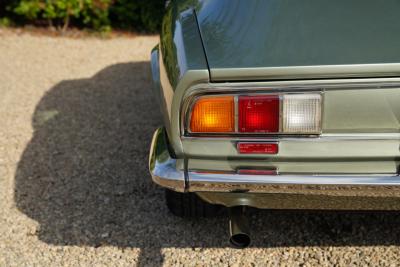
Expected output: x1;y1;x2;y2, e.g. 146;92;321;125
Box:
238;95;280;133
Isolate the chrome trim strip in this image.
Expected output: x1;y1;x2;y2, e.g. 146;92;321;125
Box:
181;134;400;142
234;95;238;132
189;172;399;186
210;63;400;81
182;134;400;142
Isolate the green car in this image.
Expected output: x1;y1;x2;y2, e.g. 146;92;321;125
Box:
149;0;400;247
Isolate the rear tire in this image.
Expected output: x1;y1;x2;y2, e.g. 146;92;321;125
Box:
165;189;222;218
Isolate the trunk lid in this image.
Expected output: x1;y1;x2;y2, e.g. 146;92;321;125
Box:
195;0;400;81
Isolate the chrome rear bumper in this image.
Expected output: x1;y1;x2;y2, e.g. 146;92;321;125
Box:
149;128;400;198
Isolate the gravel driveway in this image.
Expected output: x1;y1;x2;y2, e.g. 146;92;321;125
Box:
1;29;400;266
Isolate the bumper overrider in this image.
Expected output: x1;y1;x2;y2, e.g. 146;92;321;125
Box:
149;128;400;199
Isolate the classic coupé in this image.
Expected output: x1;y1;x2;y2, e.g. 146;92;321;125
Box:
149;0;400;247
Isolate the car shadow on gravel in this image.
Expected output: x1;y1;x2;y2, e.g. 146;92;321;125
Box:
14;62;400;266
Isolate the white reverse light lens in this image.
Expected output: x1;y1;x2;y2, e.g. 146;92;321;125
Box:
282;94;322;133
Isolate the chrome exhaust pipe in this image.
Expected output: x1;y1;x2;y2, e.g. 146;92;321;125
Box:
229;206;251;248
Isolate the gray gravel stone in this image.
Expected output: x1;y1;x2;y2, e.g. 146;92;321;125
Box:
1;28;400;266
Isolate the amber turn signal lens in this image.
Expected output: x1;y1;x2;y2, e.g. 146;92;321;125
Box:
190;96;234;133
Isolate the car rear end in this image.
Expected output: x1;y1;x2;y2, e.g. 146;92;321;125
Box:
152;77;400;209
150;0;400;246
149;0;400;246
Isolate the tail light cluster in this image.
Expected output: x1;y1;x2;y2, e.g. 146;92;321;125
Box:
188;93;322;134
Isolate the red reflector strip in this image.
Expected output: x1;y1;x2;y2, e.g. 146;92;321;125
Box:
237;169;277;175
237;142;278;154
238;95;280;133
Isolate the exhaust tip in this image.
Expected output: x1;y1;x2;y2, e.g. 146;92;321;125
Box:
229;233;251;248
229;206;251;248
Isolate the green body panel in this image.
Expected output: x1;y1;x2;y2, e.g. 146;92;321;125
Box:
183;138;400;160
157;1;209;153
189;158;398;175
160;0;208;89
324;89;400;133
195;0;400;81
196;0;400;68
152;0;400;203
